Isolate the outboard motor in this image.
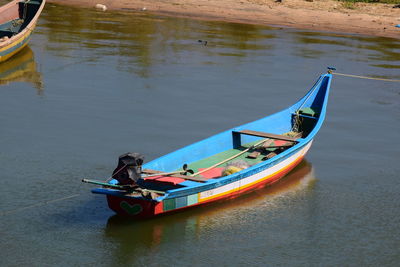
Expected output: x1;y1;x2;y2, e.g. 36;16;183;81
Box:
112;152;144;185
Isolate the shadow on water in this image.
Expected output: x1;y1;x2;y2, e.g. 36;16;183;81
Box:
0;46;43;92
103;160;315;265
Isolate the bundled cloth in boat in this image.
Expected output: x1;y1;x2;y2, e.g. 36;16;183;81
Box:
112;152;144;185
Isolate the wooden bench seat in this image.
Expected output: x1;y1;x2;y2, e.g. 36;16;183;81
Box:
232;129;301;148
235;130;299;142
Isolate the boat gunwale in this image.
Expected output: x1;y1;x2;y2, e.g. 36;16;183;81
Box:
0;0;46;49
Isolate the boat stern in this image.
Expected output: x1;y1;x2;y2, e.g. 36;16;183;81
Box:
103;194;163;219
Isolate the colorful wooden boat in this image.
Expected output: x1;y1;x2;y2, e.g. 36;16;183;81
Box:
0;0;45;62
84;72;332;219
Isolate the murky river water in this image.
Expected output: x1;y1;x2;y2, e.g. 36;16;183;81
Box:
1;3;399;266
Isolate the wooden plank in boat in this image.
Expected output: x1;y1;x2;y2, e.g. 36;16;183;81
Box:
142;169;163;174
142;169;210;182
247;151;261;159
173;174;211;182
238;130;299;142
262;152;277;160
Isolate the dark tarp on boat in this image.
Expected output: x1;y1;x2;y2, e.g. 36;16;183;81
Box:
112;152;144;185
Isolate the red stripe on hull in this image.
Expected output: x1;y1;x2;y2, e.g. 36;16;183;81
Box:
106;156;304;219
107;195;163;219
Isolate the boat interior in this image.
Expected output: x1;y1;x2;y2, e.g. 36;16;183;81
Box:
0;0;42;39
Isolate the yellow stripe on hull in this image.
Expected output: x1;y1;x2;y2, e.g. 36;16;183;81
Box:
0;41;29;62
0;27;33;63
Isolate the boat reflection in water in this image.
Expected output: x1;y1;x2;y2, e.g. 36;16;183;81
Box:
0;46;43;93
104;160;315;264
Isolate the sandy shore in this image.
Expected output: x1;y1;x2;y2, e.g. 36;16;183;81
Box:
47;0;400;39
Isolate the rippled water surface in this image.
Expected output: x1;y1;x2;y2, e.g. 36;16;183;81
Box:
1;4;399;266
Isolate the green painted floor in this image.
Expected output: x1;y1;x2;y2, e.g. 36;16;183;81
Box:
186;141;276;173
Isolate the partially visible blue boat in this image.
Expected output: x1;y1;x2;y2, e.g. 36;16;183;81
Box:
84;71;333;219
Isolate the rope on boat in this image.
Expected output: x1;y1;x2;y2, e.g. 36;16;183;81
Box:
332;72;400;82
106;163;127;182
291;75;322;132
0;193;80;216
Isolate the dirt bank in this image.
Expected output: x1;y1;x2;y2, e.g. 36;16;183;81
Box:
47;0;400;39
